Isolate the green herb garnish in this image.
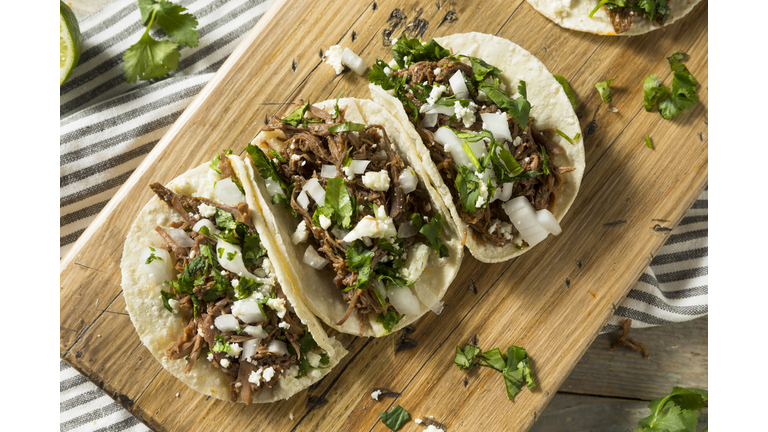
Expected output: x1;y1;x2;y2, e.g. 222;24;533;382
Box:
553;74;577;110
210;335;231;354
379;404;410;431
145;246;164;264
454;344;481;370
411;213;449;258
637;387;708;432
376;310;404;334
645;135;654;149
589;0;671;27
345;242;375;291
555;129;580;146
160;290;176;313
122;0;199;82
595;77;616;103
329;121;366;133
644;51;699;120
245;143;295;215
454;343;535;401
324;177;356;229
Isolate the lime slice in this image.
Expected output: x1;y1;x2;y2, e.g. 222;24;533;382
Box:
60;1;82;85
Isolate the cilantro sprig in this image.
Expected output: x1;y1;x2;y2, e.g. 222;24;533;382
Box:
245;144;296;216
553;74;577;110
589;0;671;27
122;0;199;83
637;387;708;432
454;343;535;401
379;405;410;431
643;51;699;120
595;77;617;104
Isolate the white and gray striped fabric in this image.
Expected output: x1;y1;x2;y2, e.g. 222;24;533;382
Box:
59;1;707;430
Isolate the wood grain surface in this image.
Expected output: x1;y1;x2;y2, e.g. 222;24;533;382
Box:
60;1;709;431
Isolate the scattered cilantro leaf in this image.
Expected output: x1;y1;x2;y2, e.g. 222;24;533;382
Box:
454;165;483;212
411;213;449;258
454;344;481;370
209;153;222;175
589;0;671;27
540;145;550;175
235;277;260;300
145;246;164;264
268;150;287;163
138;0;199;48
477;348;506;372
553;74;577;110
637;387;708;432
379;404;410;431
160;290;176;313
214;208;237;230
332;90;346;119
466;56;502;82
555;129;580;146
210;335;231;353
391;34;451;69
377;310;404;334
345;242;375;291
245;144;295;212
643;75;669;112
281;100;312;127
645;135;654;149
478;81;531;129
324;177;356;228
595;77;617;103
643;51;698;120
329;121;366;133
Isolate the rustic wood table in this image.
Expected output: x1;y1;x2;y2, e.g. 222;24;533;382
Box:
62;0;708;430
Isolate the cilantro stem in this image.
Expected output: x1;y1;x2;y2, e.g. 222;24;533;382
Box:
589;0;611;18
143;9;158;39
462;141;483;172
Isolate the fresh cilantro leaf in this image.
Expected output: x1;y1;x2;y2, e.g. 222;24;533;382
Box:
377;238;404;258
241;232;266;267
329;121;366;133
145;246;164;264
324;177;356;229
555;129;579;146
595;77;617;103
214;208;237;230
281;100;311;127
477;348;506;372
643;51;698;120
553;74;577;110
165;255;207;295
369;59;400;90
160;290;176;313
589;0;671;26
413;213;450;258
332;90;346;119
379;405;410;431
391;34;450;68
190;294;200;319
209;153;222;175
320;352;330;366
454;344;481;370
645;135;654;149
122;31;179;83
502;346;535;401
637;387;707;432
467;56;502;82
268;150;287;163
345;242;375;291
454;165;483;212
235;277;260;299
540;145;550;175
210;335;231;353
643;75;669;112
376;310;404;334
245;143;294;204
138;0;199;48
478;81;531;129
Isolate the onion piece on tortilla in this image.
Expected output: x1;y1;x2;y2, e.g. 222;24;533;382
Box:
536;209;562;235
139;246;173;285
321;165;339;178
341;48;367;76
303;245;329;270
480;112;513;143
213;178;245;206
449;70;469;99
503;197;549;247
387;286;422;315
399;169;418;194
216;238;259;280
167;228;195;248
304;178;326;205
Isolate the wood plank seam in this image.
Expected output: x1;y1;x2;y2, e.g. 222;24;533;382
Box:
62;288;123;357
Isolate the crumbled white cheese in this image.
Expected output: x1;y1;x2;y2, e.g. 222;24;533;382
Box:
415;418;423;424
231;278;239;288
454;101;478;128
608;107;619;113
476;194;486;208
248;369;262;385
291;154;301;161
488;219;500;235
477;178;489;208
498;222;514;240
425;425;444;432
343;205;397;242
220;358;230;368
279;321;291;330
477;90;488;101
289;413;294;421
228;343;242;358
310;369;322;379
371;389;382;400
262;366;276;382
306;351;322;368
434;67;441;75
426;84;446;106
214;314;240;333
384;66;393;77
243;325;265;338
513;136;522;147
325;45;344;74
362;170;391;191
267;297;287;318
400;243;431;283
198;203;216;218
319;214;332;229
207;353;214;362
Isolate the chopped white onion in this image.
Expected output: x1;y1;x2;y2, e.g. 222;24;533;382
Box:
449;70;469;99
374;279;388;302
193;219;221;236
397;221;418;238
387;286;422;315
139;246;173;285
216;238;259;280
213;178;245;206
348;160;370;175
376;149;388;160
422;112;438;128
414;284;443;315
304;178;326;205
434;127;472;168
264;177;283;197
297;190;310;210
500;182;514;202
423;104;455;116
341;47;367;76
167;228;195;248
303;245;329;270
399;169;418;195
480;112;513;143
232;298;266;324
503;197;549;247
214;314;240;333
321;165;339;178
330;226;349;240
244;325;268;339
242;338;260;361
267;340;289;356
536;209;562;235
465;137;487;163
362;236;373;247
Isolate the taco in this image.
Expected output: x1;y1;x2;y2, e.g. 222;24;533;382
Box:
120;154;346;404
240;97;463;338
368;33;585;263
526;0;702;36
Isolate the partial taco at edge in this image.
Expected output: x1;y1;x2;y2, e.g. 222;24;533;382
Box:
526;0;702;36
368;32;585;263
121;154;346;404
241;97;463;338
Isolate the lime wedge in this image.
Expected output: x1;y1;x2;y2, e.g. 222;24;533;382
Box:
60;1;82;85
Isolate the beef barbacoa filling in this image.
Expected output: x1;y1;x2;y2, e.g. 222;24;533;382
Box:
594;0;672;34
150;155;327;404
246;102;450;336
370;35;575;247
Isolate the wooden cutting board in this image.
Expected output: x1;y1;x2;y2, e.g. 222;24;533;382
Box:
59;1;708;430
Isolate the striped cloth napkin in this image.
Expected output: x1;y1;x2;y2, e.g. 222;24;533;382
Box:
59;1;707;430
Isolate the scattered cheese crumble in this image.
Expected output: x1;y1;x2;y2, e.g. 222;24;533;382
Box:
371;390;382;401
198;203;216;218
362;170;391;192
325;45;344;74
